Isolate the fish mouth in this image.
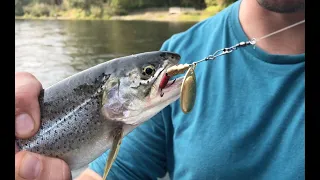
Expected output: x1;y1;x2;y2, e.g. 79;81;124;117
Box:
159;69;183;94
146;63;184;105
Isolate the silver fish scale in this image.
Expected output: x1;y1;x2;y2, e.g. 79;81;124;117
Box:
16;73;115;159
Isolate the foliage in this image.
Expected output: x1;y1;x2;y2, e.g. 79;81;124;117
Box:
24;3;51;17
15;0;25;16
204;0;218;6
205;0;236;6
15;0;238;18
181;0;206;9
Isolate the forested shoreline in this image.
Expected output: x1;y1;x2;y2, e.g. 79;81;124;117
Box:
15;0;236;21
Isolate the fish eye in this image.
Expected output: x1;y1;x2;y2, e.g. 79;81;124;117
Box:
142;65;156;76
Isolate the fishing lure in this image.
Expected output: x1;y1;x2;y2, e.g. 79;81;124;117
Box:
159;64;190;96
180;64;197;113
159;19;305;113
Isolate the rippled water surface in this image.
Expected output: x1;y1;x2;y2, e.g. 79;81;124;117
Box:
15;19;195;88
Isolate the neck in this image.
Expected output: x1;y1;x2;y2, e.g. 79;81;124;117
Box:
239;0;305;55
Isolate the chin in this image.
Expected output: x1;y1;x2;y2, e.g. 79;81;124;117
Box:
257;0;305;13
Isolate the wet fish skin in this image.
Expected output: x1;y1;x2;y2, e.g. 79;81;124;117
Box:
16;51;183;172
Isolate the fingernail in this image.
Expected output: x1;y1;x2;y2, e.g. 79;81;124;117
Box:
19;153;42;179
15;113;35;136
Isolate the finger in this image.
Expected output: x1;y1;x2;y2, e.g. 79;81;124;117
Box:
15;142;19;153
75;169;103;180
15;151;71;180
15;72;43;139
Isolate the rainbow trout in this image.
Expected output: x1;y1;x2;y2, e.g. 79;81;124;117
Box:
16;51;183;178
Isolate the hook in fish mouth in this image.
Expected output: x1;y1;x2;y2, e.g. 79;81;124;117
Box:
160;79;177;97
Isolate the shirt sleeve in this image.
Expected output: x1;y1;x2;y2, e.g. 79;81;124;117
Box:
88;39;173;180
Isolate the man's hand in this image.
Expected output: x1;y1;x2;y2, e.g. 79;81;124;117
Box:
15;72;71;180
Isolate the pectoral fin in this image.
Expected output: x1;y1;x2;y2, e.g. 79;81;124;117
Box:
102;127;123;180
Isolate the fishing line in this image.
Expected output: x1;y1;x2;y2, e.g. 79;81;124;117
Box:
255;19;305;42
163;19;305;78
160;19;305;113
191;19;305;65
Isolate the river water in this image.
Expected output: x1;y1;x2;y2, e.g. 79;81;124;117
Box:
15;19;195;88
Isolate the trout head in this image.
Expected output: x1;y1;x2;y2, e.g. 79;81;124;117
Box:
101;51;184;125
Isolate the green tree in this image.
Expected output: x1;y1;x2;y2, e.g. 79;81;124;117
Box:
181;0;206;8
205;0;236;6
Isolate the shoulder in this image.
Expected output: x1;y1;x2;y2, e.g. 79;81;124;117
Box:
160;2;239;63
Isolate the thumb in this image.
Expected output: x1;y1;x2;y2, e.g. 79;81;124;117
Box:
15;151;71;180
15;72;42;139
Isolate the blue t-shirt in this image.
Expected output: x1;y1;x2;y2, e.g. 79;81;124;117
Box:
89;1;305;179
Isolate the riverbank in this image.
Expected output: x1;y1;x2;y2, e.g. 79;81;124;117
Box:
15;6;224;22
